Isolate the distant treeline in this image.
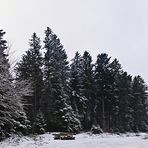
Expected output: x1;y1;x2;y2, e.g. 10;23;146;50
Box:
0;28;148;140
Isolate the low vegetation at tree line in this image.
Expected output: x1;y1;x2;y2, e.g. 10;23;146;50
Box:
0;27;148;141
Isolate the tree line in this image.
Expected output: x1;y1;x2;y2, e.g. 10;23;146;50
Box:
0;27;148;140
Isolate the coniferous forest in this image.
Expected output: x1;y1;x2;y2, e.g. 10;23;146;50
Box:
0;27;148;140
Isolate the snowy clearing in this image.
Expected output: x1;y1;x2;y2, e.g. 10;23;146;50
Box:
1;133;148;148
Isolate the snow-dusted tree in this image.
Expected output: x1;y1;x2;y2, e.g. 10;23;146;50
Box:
69;52;87;130
108;58;122;131
33;111;46;134
0;29;28;140
94;53;112;130
80;51;96;130
131;76;148;132
116;72;133;132
43;27;81;132
15;33;43;131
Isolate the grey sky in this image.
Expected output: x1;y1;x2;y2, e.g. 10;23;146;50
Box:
1;0;148;83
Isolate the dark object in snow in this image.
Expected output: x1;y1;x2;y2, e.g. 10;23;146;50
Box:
53;133;75;140
143;135;148;140
91;125;103;134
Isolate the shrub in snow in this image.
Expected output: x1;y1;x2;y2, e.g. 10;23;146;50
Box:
91;125;103;134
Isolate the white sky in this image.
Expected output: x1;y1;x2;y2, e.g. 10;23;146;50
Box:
1;0;148;83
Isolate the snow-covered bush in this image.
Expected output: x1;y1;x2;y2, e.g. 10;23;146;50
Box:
91;125;103;134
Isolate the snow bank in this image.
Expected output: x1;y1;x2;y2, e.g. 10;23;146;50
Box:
1;133;148;148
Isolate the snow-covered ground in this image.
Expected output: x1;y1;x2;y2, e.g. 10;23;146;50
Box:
1;133;148;148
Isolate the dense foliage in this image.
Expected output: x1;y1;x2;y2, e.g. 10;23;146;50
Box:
0;30;29;141
0;27;148;140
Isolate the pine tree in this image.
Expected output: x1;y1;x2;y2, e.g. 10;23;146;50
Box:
43;27;81;132
69;52;87;130
131;76;148;132
107;58;122;131
0;29;28;140
80;51;95;130
16;33;43;131
94;53;112;131
116;72;133;132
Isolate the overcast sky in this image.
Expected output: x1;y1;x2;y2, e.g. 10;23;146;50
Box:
1;0;148;83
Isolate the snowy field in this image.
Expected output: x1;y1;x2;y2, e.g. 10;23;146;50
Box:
1;133;148;148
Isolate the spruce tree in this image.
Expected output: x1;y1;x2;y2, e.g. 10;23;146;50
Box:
43;27;81;132
116;72;133;132
94;53;112;130
81;51;96;130
69;52;87;130
0;29;28;140
16;33;43;132
131;76;148;132
108;58;122;131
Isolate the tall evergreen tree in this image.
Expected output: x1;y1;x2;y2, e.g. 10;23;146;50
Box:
43;27;81;132
81;51;96;130
94;53;112;130
116;72;133;132
0;29;28;140
70;52;87;130
107;58;122;131
131;76;148;132
16;33;43;132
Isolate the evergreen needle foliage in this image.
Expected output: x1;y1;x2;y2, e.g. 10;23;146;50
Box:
0;27;148;141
